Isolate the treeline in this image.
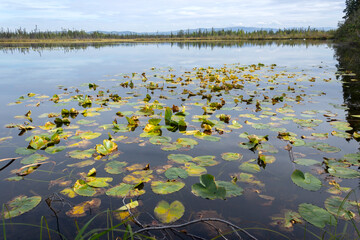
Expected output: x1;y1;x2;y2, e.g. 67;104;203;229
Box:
0;27;334;41
335;0;360;43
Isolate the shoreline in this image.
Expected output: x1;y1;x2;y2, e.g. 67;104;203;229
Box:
0;37;334;44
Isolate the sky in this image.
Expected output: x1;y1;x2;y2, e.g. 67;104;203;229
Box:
0;0;345;32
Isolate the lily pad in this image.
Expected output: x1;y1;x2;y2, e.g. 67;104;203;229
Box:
239;161;261;173
167;154;193;164
191;174;226;200
15;147;36;155
96;139;118;155
291;170;321;191
68;149;95;159
298;203;336;228
45;146;66;154
154;200;185;223
176;138;198;148
216;181;243;198
66;198;101;217
151;181;185;194
221;152;243;161
294;158;320;166
324;196;355;220
123;170;153;184
106;183;145;198
328;166;360;179
2;195;42;219
20;153;49;165
73;179;96;196
184;163;207;176
149;136;172;145
192;155;219;166
165;167;188;179
86;177;113;188
105;161;128;174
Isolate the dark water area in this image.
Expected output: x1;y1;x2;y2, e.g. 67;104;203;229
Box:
0;41;359;240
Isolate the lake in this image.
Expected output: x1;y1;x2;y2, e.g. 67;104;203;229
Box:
0;40;359;240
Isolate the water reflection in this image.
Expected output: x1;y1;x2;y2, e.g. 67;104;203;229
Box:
0;40;332;54
334;43;360;131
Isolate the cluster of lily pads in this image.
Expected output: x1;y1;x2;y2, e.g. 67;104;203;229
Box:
1;63;360;236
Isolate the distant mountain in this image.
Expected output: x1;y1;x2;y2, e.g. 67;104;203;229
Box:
90;26;336;36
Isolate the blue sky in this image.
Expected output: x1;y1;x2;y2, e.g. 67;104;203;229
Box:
0;0;345;32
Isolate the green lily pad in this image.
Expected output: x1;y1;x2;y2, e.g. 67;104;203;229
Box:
191;174;226;200
331;131;352;139
258;154;276;165
77;131;102;140
291;170;321;191
96;139;118;155
86;177;113;188
73;179;96;196
185;163;207;176
330;121;352;131
123;170;153;184
298;203;336;228
68;149;95;159
221;152;243;161
45;146;66;154
328;166;360;179
20;154;49;165
192;155;219;166
106;183;145;198
105;161;128;174
77;119;96;125
294;158;320;166
149;136;172;145
239;161;261;173
342;153;360;165
67;160;95;168
15;147;36;155
324;196;355;220
216;181;243;198
176;138;198;148
315;143;341;153
168;154;193;164
257;143;278;153
2;195;42;219
151;181;185;194
29;136;48;150
154;200;185;223
165;167;188;179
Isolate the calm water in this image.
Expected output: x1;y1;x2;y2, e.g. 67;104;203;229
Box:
0;41;359;240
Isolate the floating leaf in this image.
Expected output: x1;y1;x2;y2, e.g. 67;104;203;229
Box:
298;203;336;228
239;161;261;173
165;167;188;179
221;152;243;161
216;181;243;198
60;188;77;198
66;199;101;217
328;166;360;179
67;160;95;168
86;177;113;188
315;143;341;153
331;131;352;139
73;179;96;196
192;155;219;166
154;200;185;223
68;149;95;159
176;138;198;148
191;174;226;200
45;146;66;154
151;181;185;194
96;139;118;155
20;154;48;165
270;210;303;231
149;136;172;145
291;170;321;191
15;147;36;155
105;161;128;174
2;195;41;219
123;170;153;184
324;196;355;220
185;163;207;176
294;158;320;166
106;183;145;198
168;154;193;164
118;200;139;211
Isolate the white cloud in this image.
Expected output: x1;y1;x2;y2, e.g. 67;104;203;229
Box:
0;0;346;31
